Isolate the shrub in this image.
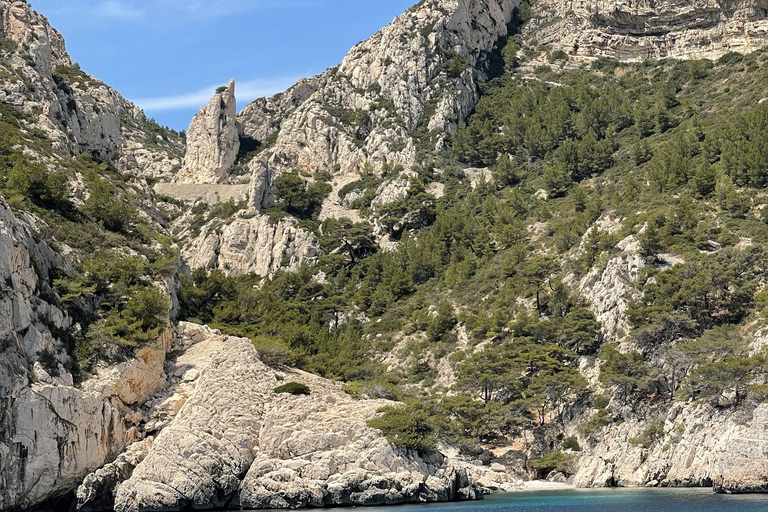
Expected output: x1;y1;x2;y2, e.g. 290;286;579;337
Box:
84;285;170;361
4;158;67;208
529;451;571;476
81;175;135;232
252;336;294;366
562;436;581;451
367;404;438;452
274;382;311;395
578;409;612;437
628;420;665;448
273;171;331;219
0;37;18;54
548;50;568;63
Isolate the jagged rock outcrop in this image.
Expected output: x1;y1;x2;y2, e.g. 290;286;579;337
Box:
526;0;768;61
173;80;240;184
0;176;180;510
73;323;231;512
113;324;485;512
179;211;322;277
0;190;176;509
573;402;768;492
75;438;155;512
0;1;184;174
238;0;523;211
238;76;322;143
237;0;768;214
579;234;644;343
0;0;123;160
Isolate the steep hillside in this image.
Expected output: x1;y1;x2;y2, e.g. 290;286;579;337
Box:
174;0;768;499
5;0;768;511
0;1;189;509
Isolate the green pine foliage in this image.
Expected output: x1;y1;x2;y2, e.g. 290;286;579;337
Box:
0;96;178;378
180;22;768;455
274;382;311;395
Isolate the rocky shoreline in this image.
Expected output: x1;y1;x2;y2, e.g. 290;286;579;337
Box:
72;323;519;512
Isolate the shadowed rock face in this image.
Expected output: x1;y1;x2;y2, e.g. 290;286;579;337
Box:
0;191;175;509
173;79;240;184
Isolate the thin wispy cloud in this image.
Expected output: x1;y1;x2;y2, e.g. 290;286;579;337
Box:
54;0;323;25
133;77;301;112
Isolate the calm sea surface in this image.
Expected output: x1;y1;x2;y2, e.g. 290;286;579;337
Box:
272;488;768;512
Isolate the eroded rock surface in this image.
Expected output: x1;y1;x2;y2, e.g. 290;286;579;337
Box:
179;211;322;277
527;0;768;61
574;403;768;492
114;325;484;512
0;191;176;509
0;1;184;172
579;234;644;343
238;0;523;211
173;80;240;184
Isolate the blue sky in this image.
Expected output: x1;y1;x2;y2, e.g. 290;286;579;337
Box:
32;0;416;130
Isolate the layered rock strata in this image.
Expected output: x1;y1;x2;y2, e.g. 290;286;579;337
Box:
526;0;768;61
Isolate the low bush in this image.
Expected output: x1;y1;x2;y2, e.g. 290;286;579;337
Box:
274;382;311;395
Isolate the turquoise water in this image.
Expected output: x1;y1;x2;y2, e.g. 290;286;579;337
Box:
323;489;768;512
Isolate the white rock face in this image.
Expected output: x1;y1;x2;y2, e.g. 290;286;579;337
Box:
0;0;124;160
114;334;266;511
173;80;240;184
0;1;184;174
74;323;231;512
76;438;155;512
180;212;322;277
239;0;522;210
527;0;768;61
0;188;181;509
579;235;645;343
574;402;768;492
0;192;175;508
114;325;483;512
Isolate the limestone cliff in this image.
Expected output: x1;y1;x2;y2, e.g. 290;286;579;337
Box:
172;80;240;184
573;402;768;492
238;0;523;212
0;188;178;509
0;3;185;508
7;0;768;509
111;323;509;512
0;0;183;178
176;210;322;277
526;0;768;61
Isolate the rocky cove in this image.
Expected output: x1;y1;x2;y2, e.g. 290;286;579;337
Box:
3;0;768;510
